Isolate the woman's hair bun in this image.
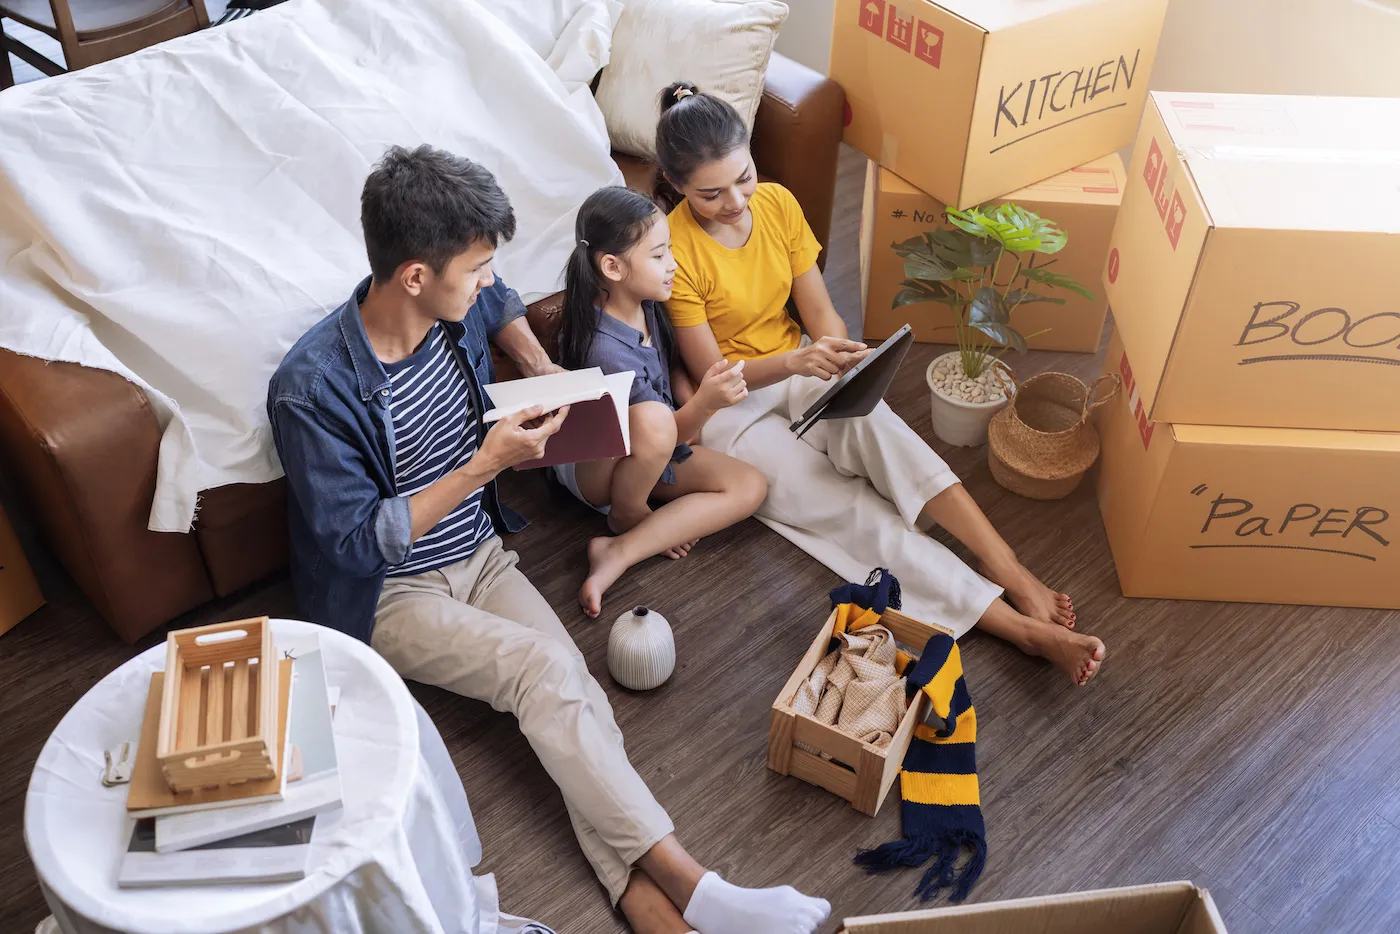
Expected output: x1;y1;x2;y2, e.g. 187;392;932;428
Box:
660;81;700;113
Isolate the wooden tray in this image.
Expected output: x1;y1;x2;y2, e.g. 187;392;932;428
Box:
156;616;280;793
767;607;953;817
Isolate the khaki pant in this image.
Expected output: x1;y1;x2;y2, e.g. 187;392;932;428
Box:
701;371;1003;638
373;537;674;903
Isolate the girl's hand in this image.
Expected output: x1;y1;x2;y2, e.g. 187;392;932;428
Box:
694;358;748;412
786;336;870;380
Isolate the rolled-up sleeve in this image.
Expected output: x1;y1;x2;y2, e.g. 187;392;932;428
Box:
477;279;527;337
269;398;407;575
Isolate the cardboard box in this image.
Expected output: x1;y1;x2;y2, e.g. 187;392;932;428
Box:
860;155;1123;352
1095;326;1400;609
767;606;952;816
0;504;43;637
840;881;1228;933
1105;91;1400;432
830;0;1168;209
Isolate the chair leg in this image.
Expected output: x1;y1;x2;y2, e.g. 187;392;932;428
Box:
0;20;15;90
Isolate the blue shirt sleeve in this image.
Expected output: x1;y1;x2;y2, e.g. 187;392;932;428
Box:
475;278;527;337
268;397;410;576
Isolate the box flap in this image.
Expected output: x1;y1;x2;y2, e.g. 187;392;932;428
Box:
842;881;1222;933
937;0;1112;32
1154;91;1400;232
1002;152;1126;206
1173;422;1400;453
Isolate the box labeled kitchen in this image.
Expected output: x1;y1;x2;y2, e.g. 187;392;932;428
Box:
860;155;1123;352
830;0;1168;209
1094;327;1400;610
839;880;1228;933
1105;91;1400;432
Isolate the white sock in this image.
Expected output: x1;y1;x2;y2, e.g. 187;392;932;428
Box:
682;871;831;934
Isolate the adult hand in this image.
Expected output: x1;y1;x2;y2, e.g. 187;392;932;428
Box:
786;336;870;380
523;359;567;378
476;404;570;474
694;359;748;412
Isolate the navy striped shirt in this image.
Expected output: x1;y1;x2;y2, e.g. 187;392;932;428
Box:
385;324;494;577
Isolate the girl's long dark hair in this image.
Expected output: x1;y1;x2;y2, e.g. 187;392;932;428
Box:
559;186;677;371
653;81;750;213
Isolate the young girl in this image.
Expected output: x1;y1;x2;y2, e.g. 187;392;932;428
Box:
556;185;767;618
654;81;1106;685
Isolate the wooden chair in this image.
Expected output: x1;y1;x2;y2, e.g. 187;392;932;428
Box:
1;0;209;88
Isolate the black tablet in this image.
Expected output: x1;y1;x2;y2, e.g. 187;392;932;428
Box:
789;324;914;437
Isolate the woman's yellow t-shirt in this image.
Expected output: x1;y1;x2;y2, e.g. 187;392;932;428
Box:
666;182;822;361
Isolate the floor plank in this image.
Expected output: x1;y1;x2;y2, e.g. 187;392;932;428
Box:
2;146;1397;934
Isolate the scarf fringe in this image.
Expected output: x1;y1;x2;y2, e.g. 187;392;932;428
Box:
854;830;987;903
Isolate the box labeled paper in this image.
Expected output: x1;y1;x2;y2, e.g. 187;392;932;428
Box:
1105;91;1400;432
860;155;1123;352
1095;328;1400;610
840;880;1227;933
0;504;43;637
831;0;1168;209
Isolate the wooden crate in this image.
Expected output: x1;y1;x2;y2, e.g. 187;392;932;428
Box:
767;607;953;816
156;616;280;793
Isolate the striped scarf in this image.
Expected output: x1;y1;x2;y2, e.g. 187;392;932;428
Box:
837;570;987;903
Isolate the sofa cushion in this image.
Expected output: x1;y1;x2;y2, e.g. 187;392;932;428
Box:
595;0;789;160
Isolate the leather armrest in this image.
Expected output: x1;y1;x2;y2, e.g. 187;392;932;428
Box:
753;53;846;270
0;350;212;642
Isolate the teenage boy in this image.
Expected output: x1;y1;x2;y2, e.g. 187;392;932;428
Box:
267;145;830;934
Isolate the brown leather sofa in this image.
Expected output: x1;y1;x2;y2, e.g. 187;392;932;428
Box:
0;54;845;644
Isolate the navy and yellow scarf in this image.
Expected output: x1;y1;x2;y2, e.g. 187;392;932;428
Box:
833;570;986;903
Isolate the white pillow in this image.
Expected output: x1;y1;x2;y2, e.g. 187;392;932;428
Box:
595;0;789;160
483;0;623;92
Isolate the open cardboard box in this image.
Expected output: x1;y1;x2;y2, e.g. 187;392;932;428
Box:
767;607;952;816
839;881;1228;933
860;155;1124;353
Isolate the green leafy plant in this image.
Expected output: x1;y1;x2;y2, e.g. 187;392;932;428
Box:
891;203;1094;381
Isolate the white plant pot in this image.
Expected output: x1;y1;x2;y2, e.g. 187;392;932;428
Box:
926;352;1012;448
607;605;676;691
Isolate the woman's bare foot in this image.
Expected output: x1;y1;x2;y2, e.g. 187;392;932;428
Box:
580;536;630;619
980;555;1075;628
1025;620;1105;686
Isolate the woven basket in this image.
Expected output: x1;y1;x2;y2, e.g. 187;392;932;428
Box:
987;371;1121;500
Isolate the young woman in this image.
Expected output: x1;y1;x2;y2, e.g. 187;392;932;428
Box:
655;82;1106;685
557;186;767;618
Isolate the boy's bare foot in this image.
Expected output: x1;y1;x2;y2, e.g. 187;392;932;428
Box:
980;556;1075;628
664;538;698;560
580;536;630;619
1025;620;1105;685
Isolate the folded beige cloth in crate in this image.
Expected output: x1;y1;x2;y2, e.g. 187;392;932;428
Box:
791;625;907;747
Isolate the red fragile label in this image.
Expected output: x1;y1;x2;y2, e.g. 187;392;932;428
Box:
1143;138;1165;192
914;20;943;67
886;4;914;51
859;0;885;35
1119;351;1153;449
1165;191;1186;250
1107;247;1120;284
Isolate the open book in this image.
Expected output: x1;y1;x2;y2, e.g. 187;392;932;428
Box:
482;368;635;470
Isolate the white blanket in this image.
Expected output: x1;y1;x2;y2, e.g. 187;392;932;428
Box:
0;0;623;532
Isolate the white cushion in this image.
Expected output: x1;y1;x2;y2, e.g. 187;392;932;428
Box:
595;0;789;160
484;0;623;92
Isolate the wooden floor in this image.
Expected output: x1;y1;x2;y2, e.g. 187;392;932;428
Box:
3;149;1399;934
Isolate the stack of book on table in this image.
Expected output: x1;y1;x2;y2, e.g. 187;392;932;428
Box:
120;630;343;888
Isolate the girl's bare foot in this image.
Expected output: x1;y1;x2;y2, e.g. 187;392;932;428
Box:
980;556;1075;628
580;536;630;619
664;539;698;560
